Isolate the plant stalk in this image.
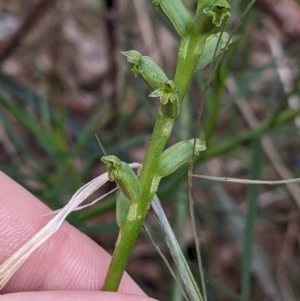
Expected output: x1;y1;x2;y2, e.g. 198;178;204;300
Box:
174;35;207;100
103;111;174;291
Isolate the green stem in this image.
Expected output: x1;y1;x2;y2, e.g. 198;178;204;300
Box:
174;35;207;100
103;111;174;291
102;218;142;291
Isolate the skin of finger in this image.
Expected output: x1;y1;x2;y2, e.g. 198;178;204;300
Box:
0;172;144;295
2;291;159;301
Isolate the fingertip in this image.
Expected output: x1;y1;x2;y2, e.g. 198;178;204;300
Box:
2;291;158;301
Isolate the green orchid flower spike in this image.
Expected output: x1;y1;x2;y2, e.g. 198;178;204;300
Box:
149;80;181;119
103;0;234;293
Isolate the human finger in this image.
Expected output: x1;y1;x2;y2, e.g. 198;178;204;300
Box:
3;291;158;301
0;172;144;295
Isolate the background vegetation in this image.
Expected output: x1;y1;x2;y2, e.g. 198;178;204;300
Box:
0;0;300;300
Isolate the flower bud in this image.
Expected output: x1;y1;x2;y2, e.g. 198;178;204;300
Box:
157;139;206;178
195;0;231;35
149;80;181;119
101;155;141;204
122;50;168;90
153;0;194;38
